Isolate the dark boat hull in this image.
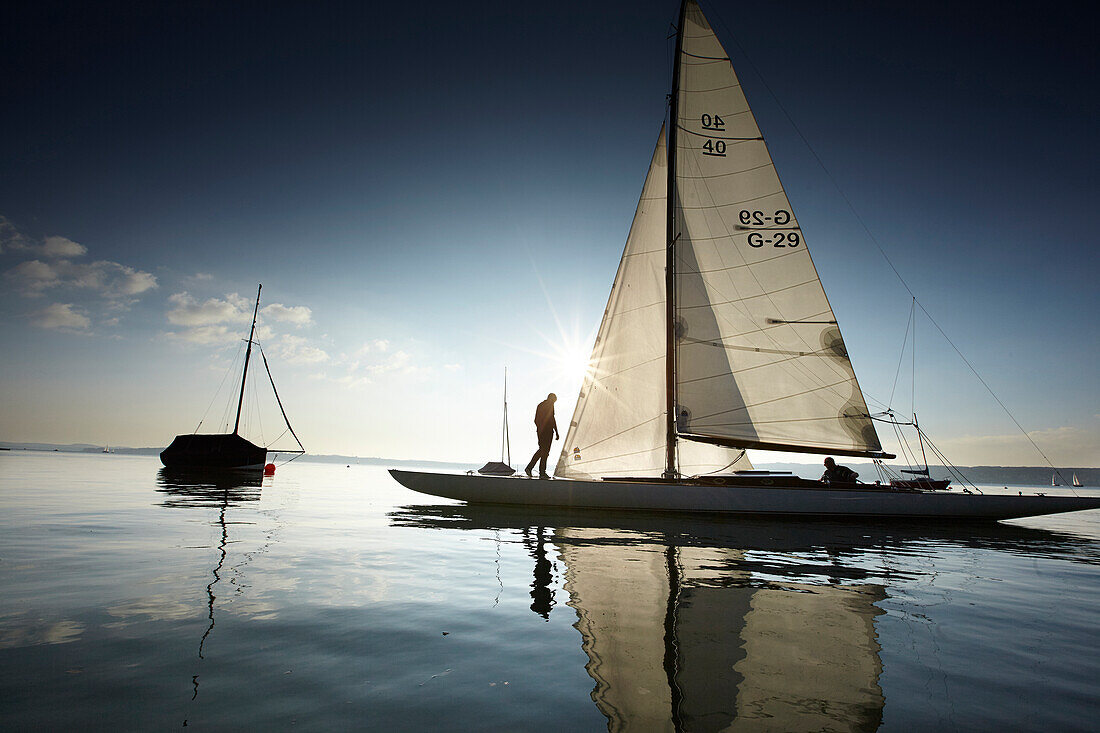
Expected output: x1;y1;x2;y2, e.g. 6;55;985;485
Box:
160;434;267;470
890;479;951;490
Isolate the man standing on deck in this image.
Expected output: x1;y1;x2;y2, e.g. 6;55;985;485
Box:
525;393;559;479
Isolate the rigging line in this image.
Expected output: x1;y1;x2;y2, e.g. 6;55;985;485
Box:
913;299;1068;482
687;449;747;477
259;346;305;452
887;300;915;408
921;432;979;493
195;340;245;433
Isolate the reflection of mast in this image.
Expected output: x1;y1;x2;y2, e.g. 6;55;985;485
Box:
155;469;261;726
557;528;885;732
199;501;229;660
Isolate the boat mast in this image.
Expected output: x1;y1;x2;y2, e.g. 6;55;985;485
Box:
502;366;511;465
233;284;262;436
664;0;687;478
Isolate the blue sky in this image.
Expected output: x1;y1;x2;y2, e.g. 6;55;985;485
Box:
2;1;1097;466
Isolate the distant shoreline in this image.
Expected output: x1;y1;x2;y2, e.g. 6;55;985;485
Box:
1;440;1095;485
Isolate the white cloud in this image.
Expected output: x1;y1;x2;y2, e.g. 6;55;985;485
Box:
165;324;237;345
353;339;390;356
165;292;314;350
166;291;252;327
443;363;462;371
40;236;87;258
0;216;30;253
32;303;90;331
262;303;313;326
7;259;58;291
6;257;157;300
277;334;329;364
2;218;157;308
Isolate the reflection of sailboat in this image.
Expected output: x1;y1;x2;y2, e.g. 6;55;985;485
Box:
561;531;884;732
391;504;1099;732
389;1;1100;520
160;284;305;471
478;368;515;476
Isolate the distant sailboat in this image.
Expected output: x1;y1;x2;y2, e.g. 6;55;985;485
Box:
478;368;516;476
389;0;1100;520
1073;473;1083;487
1052;474;1061;487
160;284;304;471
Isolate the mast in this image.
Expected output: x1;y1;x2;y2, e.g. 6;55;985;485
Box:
502;367;511;465
664;0;688;478
233;284;262;436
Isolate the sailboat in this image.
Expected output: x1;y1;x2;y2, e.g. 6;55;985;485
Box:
1073;474;1083;488
389;1;1100;520
160;284;305;471
1052;474;1061;487
477;368;516;476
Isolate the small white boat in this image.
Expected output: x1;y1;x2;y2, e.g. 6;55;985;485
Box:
389;1;1100;521
1073;473;1083;487
477;368;516;476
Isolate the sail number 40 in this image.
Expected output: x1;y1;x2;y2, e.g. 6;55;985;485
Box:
701;114;727;156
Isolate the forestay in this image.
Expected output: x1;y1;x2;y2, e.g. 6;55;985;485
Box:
672;0;883;456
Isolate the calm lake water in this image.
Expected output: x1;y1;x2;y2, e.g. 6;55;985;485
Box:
1;452;1098;731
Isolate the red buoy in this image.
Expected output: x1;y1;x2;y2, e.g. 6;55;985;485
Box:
264;463;276;476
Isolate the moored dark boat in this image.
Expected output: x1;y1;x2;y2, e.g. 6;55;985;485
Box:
160;433;267;470
159;284;304;471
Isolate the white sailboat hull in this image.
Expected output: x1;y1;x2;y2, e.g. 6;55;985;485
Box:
389;470;1100;521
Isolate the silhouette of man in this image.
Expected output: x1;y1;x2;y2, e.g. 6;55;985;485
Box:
821;457;859;484
525;393;559;478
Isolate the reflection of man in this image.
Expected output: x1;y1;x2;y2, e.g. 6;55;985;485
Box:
524;393;559;478
821;457;859;484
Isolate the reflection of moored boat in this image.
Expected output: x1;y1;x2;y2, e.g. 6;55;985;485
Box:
160;284;304;471
155;467;263;507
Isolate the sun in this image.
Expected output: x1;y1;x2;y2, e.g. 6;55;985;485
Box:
557;343;595;387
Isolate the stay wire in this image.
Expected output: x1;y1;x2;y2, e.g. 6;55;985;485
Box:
196;341;245;434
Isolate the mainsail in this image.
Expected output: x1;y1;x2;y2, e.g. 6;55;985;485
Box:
671;1;883;457
556;129;751;480
556;0;885;479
